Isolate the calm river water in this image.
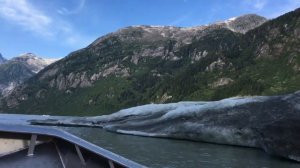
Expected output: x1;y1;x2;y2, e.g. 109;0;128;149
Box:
0;114;299;168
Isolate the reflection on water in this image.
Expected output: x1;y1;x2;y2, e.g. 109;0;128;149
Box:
0;114;299;168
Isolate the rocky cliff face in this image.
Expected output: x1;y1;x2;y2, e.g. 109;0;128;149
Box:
1;8;300;115
0;53;58;96
38;13;266;91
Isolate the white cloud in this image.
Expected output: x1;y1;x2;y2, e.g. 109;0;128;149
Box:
0;0;91;49
57;0;85;15
242;0;267;11
0;0;52;36
252;0;267;10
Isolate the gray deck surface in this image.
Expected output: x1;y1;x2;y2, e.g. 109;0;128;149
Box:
0;142;63;168
0;123;146;168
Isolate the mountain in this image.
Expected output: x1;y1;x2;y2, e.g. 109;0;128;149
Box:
0;53;58;96
0;53;6;64
219;14;267;33
1;8;300;116
11;53;59;73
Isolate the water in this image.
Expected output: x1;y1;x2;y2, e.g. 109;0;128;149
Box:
0;114;299;168
63;127;299;168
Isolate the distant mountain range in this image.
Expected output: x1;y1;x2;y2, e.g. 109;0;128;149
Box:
0;53;58;96
1;8;300;115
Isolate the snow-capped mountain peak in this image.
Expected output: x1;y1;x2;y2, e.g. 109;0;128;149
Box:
223;14;267;33
12;53;59;73
0;52;60;97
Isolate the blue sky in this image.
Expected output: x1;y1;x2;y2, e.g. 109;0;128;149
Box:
0;0;299;59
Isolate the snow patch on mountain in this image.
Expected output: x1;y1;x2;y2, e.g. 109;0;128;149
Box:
0;82;17;97
13;53;59;73
0;53;60;96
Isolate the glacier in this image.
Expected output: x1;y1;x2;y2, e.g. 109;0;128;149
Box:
31;91;300;162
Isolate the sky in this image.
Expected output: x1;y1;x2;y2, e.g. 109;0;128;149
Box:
0;0;299;59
